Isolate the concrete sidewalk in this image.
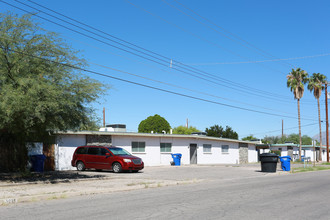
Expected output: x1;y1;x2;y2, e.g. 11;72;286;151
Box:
0;163;297;206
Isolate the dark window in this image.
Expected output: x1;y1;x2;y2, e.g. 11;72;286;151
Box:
88;147;100;155
100;148;109;155
203;144;212;153
76;147;87;154
132;142;145;152
160;143;172;152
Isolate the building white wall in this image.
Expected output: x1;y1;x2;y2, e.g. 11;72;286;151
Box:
55;133;256;170
56;135;86;170
113;136;242;166
248;144;258;163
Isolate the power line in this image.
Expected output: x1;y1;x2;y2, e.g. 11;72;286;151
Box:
172;0;294;68
186;53;330;65
6;48;318;121
5;0;319;105
5;0;289;102
242;122;319;137
125;0;287;75
0;32;314;118
5;0;297;102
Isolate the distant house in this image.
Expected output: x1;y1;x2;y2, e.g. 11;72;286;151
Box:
256;143;327;161
30;127;259;171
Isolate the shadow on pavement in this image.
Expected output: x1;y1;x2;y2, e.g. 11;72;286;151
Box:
0;171;107;184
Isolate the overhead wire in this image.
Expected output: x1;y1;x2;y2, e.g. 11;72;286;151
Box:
124;0;287;75
241;122;319;137
172;0;295;68
6;0;299;102
2;0;320;105
1;32;309;118
5;47;319;122
5;0;294;103
185;53;330;65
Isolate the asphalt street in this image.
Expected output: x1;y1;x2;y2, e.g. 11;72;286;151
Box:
1;166;329;220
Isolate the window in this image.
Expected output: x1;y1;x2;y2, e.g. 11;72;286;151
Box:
100;148;109;156
76;147;87;154
221;145;229;154
160;143;172;153
203;144;211;153
88;147;100;155
132;142;145;153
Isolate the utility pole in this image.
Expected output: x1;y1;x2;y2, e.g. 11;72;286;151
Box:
282;120;284;138
103;107;105;127
326;82;329;162
313;140;316;167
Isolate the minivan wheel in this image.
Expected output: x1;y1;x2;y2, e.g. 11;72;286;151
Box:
76;161;85;171
112;162;122;173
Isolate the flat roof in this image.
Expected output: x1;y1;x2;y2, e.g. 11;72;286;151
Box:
55;131;256;145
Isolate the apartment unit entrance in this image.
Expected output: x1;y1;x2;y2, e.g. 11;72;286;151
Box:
190;144;197;164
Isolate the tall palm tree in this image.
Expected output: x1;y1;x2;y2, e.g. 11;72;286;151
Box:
308;73;327;161
287;68;308;160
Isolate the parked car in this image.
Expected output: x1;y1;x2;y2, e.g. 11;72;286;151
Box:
71;146;144;173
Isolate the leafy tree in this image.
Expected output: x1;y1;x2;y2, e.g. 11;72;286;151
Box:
205;125;223;138
287;134;312;145
0;13;105;171
172;125;200;135
262;136;282;144
138;114;171;133
262;134;312;145
223;126;238;139
308;73;327;160
287;68;308;159
205;124;238;139
242;135;258;141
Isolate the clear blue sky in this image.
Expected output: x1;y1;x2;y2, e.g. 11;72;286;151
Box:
2;0;330;139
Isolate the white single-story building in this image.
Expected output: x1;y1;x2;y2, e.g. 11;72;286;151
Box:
256;143;328;161
47;130;258;170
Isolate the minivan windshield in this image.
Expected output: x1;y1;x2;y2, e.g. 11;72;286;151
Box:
108;147;131;156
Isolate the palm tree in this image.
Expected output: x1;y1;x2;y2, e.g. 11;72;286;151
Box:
287;68;308;160
308;73;327;161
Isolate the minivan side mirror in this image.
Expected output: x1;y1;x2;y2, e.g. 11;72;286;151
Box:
105;152;111;157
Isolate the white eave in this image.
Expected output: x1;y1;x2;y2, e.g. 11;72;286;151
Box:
55;131;256;145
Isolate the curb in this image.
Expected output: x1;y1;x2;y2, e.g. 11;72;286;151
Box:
0;179;201;206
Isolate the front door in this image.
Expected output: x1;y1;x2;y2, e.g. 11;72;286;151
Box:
239;143;248;164
190;144;197;164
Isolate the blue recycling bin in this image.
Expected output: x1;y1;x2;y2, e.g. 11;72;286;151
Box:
30;154;47;172
171;153;182;166
279;156;291;171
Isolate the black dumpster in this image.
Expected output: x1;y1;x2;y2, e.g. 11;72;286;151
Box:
260;153;278;172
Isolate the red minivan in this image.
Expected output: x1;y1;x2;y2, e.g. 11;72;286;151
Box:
71;146;144;173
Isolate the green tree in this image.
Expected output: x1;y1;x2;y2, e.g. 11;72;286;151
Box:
205;125;238;139
205;125;223;138
308;73;327;161
262;134;312;145
287;134;312;145
287;68;308;160
223;126;238;139
172;125;200;135
138;114;171;133
242;135;257;141
0;13;105;171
